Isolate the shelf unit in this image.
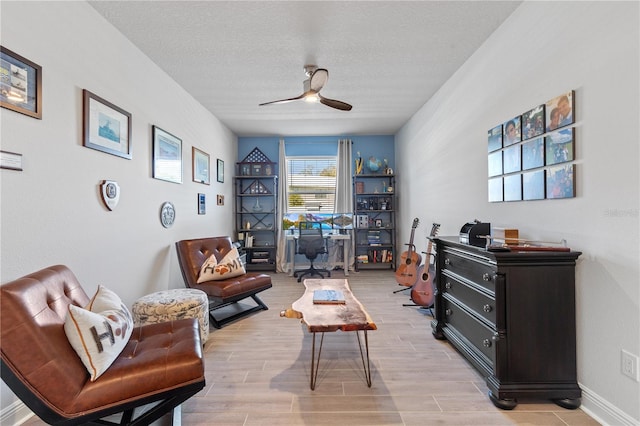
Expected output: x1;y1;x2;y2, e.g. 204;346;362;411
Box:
353;173;396;271
235;174;278;271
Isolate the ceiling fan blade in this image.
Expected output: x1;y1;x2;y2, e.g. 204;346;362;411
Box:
319;94;352;111
258;94;305;106
309;68;328;92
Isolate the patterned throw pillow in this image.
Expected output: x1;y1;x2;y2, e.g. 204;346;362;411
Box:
197;247;246;283
64;286;133;381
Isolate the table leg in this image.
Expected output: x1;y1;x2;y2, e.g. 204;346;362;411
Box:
356;330;372;387
289;238;295;277
310;332;325;390
344;238;350;276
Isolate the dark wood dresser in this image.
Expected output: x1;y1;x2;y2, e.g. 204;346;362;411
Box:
431;236;582;410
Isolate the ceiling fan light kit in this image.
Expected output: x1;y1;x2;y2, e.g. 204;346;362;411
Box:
259;65;352;111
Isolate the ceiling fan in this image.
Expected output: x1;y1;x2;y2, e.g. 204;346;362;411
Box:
259;65;352;111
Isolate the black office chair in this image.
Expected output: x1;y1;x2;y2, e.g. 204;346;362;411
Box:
294;221;331;282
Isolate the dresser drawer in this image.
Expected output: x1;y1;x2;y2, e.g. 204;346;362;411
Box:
442;249;496;293
442;272;496;327
443;297;496;366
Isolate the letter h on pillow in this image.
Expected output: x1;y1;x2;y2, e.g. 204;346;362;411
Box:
64;285;133;381
197;247;246;283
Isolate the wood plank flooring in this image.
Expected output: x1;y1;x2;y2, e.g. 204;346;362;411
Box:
20;270;599;426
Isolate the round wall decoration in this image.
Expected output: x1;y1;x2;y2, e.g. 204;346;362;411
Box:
160;201;176;228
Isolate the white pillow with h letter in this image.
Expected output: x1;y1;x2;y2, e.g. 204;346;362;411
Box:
197;247;246;283
64;285;133;381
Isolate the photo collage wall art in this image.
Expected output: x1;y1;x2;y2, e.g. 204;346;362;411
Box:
488;90;576;202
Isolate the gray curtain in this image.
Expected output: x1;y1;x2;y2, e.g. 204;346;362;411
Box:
275;138;288;272
333;138;354;270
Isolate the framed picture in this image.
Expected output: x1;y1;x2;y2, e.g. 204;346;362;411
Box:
546;90;574;131
192;147;210;184
488;151;502;177
504;174;522;202
375;219;383;228
503;144;522;174
488;177;503;203
522;104;545;140
152;125;182;183
503;116;521;146
217;194;224;206
523;170;546;200
251;163;263;176
83;89;131;159
240;163;251;176
0;46;42;119
488;124;503;152
545;128;574;165
197;193;206;215
217;158;224;183
546;164;575;199
522;137;544;170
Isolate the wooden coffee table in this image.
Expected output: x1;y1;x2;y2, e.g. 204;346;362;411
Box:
280;278;377;390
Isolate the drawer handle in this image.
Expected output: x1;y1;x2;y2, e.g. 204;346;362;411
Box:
483;339;492;348
483;304;492;313
482;273;491;282
445;309;452;316
444;258;451;266
445;282;452;290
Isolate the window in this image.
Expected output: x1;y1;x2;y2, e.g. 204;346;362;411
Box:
286;156;337;212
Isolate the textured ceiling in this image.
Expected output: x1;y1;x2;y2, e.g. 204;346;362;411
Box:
89;1;521;136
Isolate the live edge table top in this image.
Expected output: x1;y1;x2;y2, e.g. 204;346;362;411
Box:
283;278;377;333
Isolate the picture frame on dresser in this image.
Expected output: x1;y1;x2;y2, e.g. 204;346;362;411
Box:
0;46;42;119
83;89;132;160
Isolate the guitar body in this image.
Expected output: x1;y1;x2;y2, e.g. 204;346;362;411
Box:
411;263;436;307
409;223;441;307
395;218;421;287
396;248;422;287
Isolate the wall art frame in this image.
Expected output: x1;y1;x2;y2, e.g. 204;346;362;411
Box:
545;90;574;131
83;89;131;159
152;125;182;183
217;158;224;183
198;193;206;215
545;128;574;166
0;46;42;119
192;147;210;185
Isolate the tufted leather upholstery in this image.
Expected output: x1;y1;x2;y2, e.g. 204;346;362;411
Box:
0;265;205;425
175;236;272;327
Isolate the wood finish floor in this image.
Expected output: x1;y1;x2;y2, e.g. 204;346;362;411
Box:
21;270;599;426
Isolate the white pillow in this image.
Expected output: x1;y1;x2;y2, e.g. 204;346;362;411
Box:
64;286;133;381
197;247;246;283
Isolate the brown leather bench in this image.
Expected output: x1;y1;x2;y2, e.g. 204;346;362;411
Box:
0;265;205;426
175;236;273;328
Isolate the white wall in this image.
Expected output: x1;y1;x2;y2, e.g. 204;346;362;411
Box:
396;1;639;424
0;2;236;420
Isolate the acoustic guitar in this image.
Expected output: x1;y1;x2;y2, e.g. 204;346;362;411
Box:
395;218;422;287
411;223;440;307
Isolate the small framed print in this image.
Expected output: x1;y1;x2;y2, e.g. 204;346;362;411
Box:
523;170;545;201
251;163;263;176
217;158;224;183
546;164;575;199
503;116;522;146
503;144;521;174
546;90;574;131
216;194;224;206
0;46;42;119
522;104;545;140
192;147;210;184
197;193;206;215
83;89;132;159
545;128;574;166
488;124;502;152
488;151;502;177
504;174;522;202
152;125;182;184
240;163;251;176
488;177;503;202
522;137;544;170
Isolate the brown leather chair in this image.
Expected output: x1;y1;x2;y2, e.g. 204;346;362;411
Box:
0;265;205;426
175;236;273;328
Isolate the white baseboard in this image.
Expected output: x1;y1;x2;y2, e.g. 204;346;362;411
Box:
0;400;34;426
581;383;640;426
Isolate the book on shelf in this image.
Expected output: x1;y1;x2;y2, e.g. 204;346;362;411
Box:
313;289;346;304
